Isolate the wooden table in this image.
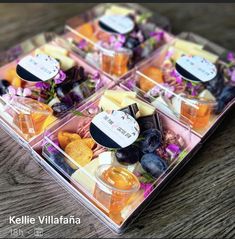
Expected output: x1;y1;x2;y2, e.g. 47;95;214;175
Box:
0;3;234;238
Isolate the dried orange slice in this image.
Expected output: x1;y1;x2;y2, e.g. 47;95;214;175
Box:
139;67;163;92
65;140;93;169
58;131;81;150
82;138;95;149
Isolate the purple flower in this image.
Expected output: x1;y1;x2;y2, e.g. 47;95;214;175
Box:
124;78;136;90
170;69;182;84
77;39;87;49
140;183;154;198
117;34;126;44
166;144;181;153
35;81;51;90
136;31;144;43
165;50;174;61
149;31;165;42
6;86;32;97
109;34;126;50
8;86;16;95
149;85;161;97
54;70;66;84
227;52;235;62
91;71;104;91
149;83;175;98
231;69;235;82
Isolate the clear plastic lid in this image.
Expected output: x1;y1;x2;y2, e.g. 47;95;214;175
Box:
122;36;235;138
40;86;200;229
0;32;113;143
64;3;173;78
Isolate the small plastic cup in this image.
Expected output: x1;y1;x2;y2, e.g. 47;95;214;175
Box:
94;164;140;224
100;44;132;77
180;96;217;130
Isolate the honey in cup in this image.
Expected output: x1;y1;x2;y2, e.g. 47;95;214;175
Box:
180;97;214;130
101;46;131;77
94;164;140;224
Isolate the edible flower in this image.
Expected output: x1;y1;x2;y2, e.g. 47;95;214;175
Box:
170;69;182;84
140;182;154;198
231;69;235;82
149;31;165;42
54;70;66;84
149;83;175;98
109;34;126;50
35;81;51;90
88;71;104;91
166;144;181;160
8;86;32;97
124;78;136;90
227;52;235;62
77;39;87;50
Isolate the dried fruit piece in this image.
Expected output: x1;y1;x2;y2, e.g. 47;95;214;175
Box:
65;140;93;169
139;67;163;92
58;131;81;150
82;138;96;149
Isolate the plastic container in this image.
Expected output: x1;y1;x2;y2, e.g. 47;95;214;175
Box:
65;3;173;79
30;86;201;233
0;32;114;148
122;33;235;138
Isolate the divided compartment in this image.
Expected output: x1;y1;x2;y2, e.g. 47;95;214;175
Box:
0;32;114;147
32;86;201;233
64;3;173;79
121;34;235;138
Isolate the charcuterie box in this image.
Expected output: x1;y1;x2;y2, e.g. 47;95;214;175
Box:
121;32;235;141
0;3;234;235
64;3;173;79
0;32;114;149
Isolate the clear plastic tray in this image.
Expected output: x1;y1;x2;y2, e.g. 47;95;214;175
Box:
64;3;173;79
121;33;235;138
31;86;201;233
0;33;114;148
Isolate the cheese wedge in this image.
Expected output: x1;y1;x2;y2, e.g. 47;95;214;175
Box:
104;90;136;104
174;39;204;51
44;44;69;56
104;5;135;16
98;95;121;111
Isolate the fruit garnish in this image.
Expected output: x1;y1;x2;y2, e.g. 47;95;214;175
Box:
139;129;161;153
82;138;96;149
65;140;93;169
140;153;167;178
139;67;163;92
58;131;81;150
115;145;141;165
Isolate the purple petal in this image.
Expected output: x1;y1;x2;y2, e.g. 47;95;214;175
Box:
16;88;23;96
227;52;235;62
118;34;126;44
124;79;136;90
166;144;181;159
8;86;16;95
78;39;87;49
140;183;154;198
54;70;66;84
109;35;116;44
23;88;32;97
231;69;235;82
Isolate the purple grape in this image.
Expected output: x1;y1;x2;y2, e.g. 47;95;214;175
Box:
0;79;10;95
115;145;141;165
141;153;167;178
140;129;161;153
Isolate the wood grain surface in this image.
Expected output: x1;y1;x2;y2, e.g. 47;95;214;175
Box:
0;3;235;238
